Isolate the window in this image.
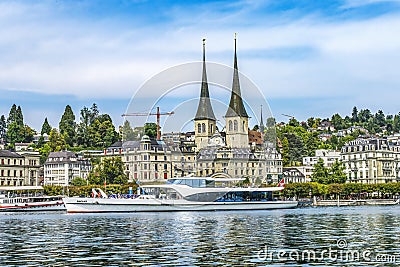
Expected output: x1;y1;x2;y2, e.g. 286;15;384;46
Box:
234;120;238;132
243;121;245;131
202;123;206;133
198;123;202;133
229;120;233;131
210;124;213;133
20;170;23;177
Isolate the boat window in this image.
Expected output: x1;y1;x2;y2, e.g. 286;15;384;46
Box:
185;179;193;187
192;179;200;188
206;180;215;187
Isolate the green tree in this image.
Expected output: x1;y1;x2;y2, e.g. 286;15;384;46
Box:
38;143;52;164
144;122;158;139
351;106;358;123
329;160;347;184
0;115;6;142
281;137;289;166
41;118;52;135
70;177;88;186
288;118;299;127
59;105;76;146
16;106;23;126
284;132;305;165
394;114;400;133
88;157;128;185
331;113;345;130
7;104;17;125
48;128;66;151
375;110;386;127
121;120;135;141
266;117;276;128
311;159;329;184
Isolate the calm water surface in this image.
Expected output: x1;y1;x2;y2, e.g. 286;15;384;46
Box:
1;206;400;266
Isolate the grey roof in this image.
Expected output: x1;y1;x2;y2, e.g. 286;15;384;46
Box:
122;141;140;149
194;39;216;121
0;150;24;158
48;151;77;159
225;37;249;118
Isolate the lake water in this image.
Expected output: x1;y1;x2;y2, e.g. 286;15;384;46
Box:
1;206;400;266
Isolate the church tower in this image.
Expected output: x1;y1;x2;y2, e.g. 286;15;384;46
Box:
225;34;249;148
194;39;216;151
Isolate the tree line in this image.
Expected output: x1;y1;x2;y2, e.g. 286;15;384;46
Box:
271;106;400;167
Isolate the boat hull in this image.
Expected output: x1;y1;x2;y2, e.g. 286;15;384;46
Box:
63;197;298;213
0;201;65;212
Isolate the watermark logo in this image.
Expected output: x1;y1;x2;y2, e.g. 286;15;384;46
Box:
256;239;397;264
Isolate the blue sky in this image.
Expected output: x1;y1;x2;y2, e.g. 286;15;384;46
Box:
1;0;400;131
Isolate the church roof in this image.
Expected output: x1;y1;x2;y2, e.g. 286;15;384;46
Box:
225;35;249;118
194;39;216;121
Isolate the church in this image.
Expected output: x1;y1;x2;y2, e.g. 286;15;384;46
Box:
193;37;282;184
105;37;283;185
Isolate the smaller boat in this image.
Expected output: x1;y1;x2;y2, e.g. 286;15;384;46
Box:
0;186;65;212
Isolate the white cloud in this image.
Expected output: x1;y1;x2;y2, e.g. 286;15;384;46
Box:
0;0;400;125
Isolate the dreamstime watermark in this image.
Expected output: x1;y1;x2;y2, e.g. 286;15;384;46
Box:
255;239;398;264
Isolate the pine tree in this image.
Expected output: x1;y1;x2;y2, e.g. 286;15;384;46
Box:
16;106;23;126
0;115;6;142
351;106;358;123
121;120;135;141
41;118;52;135
7;104;17;125
59;105;76;146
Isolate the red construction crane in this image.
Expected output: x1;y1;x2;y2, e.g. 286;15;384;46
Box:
122;107;174;141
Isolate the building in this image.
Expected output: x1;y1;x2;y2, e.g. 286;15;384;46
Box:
44;151;91;186
103;37;283;184
0;149;40;186
193;37;282;183
283;167;308;183
303;149;341;168
104;136;195;182
341;138;400;184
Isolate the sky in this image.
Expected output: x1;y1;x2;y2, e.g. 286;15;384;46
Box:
1;0;400;132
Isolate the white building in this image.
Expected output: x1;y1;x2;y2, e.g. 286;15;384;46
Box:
341;138;400;184
0;149;40;186
303;149;341;168
44;151;91;186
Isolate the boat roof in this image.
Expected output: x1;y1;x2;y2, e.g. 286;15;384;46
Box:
141;184;284;197
169;177;245;181
0;186;44;191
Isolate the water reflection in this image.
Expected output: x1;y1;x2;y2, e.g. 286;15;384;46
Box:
0;207;400;266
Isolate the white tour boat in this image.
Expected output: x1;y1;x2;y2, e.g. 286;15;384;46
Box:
63;177;298;213
0;186;65;212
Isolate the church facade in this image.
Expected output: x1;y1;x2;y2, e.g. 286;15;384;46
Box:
193;37;282;184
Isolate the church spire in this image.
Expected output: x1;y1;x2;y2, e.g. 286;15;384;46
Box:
260;105;265;133
195;38;216;121
225;33;249;118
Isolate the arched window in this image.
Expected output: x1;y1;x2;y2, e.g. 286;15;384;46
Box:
210;124;213;134
229;120;233;131
202;123;206;133
234;120;238;132
242;121;245;132
198;123;202;133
